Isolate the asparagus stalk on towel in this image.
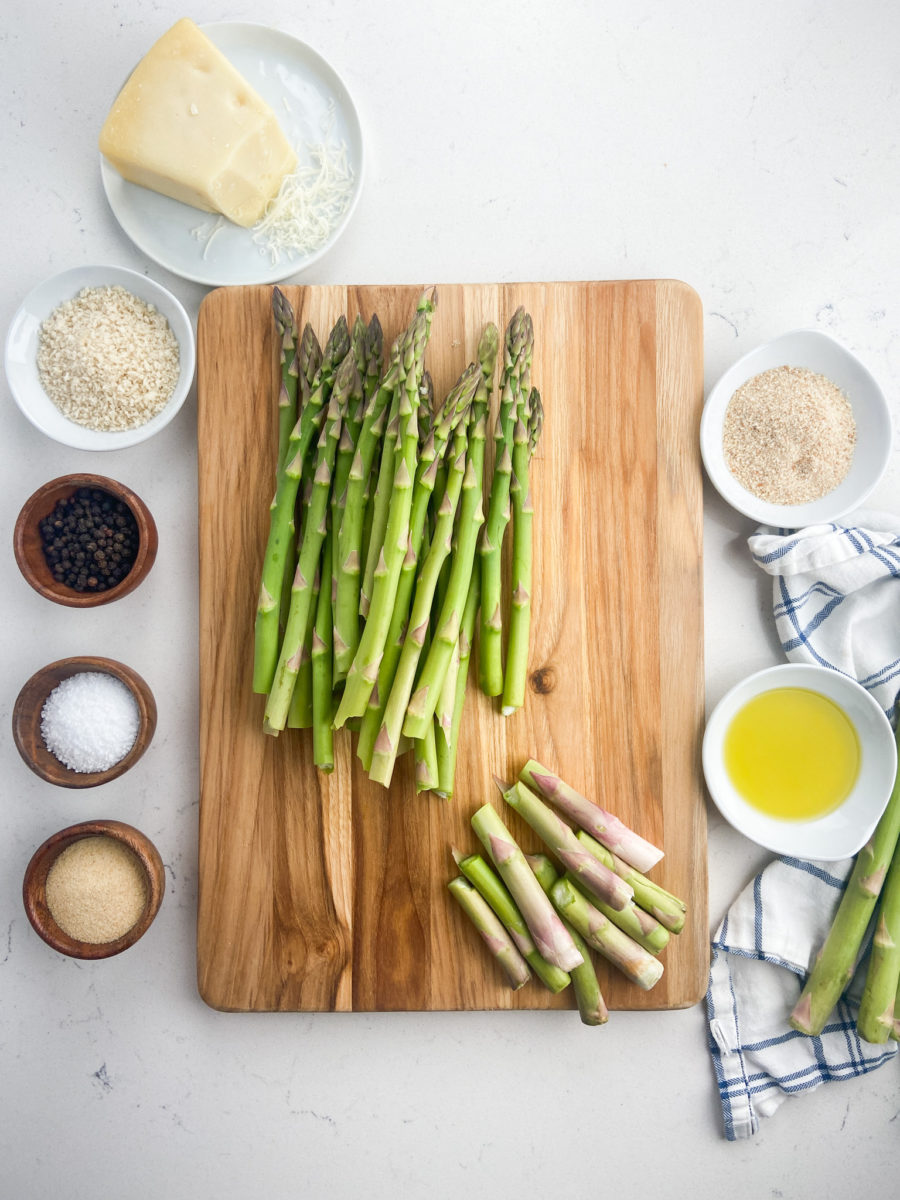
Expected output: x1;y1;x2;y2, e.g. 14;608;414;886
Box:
519;759;664;873
529;854;608;1024
454;850;571;993
471;803;584;972
448;877;531;991
497;778;634;912
576;830;686;933
501;385;543;716
857;837;900;1043
253;313;348;694
549;877;664;991
791;726;900;1036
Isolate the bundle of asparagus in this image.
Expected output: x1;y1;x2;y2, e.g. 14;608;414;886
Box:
448;760;687;1024
790;721;900;1044
252;288;544;796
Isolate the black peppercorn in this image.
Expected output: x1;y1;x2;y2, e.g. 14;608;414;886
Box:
39;489;139;592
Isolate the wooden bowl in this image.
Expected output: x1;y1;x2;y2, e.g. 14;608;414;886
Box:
23;819;165;959
12;656;157;788
13;473;158;607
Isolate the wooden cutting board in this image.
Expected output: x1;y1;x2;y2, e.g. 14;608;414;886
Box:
196;280;707;1013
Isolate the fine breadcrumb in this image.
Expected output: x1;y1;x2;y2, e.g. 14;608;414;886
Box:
45;837;148;944
37;285;180;431
722;365;857;504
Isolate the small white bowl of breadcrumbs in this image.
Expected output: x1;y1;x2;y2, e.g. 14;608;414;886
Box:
5;264;195;450
701;329;893;528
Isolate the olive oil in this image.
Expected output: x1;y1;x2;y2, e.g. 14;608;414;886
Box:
724;687;860;821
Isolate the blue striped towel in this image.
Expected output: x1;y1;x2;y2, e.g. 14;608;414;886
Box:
708;511;900;1140
749;510;900;722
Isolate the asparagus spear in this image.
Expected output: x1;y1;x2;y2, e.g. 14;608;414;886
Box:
415;720;439;794
529;854;608;1024
280;322;324;633
791;727;900;1037
858;843;900;1043
311;523;335;772
563;872;670;955
360;291;436;619
454;850;570;993
519;759;664;873
479;309;532;696
498;778;634;912
329;321;369;686
471;803;584;972
264;353;354;732
366;427;468;783
502;386;544;716
358;367;478;773
549;877;664;991
448;877;531;991
332;326;407;680
576;830;686;933
253;314;349;694
434;632;461;759
333;314;427;727
273;287;300;470
402;410;486;741
434;570;480;799
286;531;320;730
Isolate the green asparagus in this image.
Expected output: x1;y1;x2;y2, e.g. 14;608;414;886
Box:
502;386;543;716
791;725;900;1036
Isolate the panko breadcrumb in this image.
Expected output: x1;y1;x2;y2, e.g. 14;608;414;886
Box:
37;285;180;431
722;365;856;505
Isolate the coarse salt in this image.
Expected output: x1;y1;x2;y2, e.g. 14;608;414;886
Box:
41;672;140;773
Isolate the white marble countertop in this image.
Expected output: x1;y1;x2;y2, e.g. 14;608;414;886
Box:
2;2;898;1195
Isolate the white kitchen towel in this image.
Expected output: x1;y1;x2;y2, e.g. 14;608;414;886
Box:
707;857;896;1141
708;511;900;1140
748;510;900;722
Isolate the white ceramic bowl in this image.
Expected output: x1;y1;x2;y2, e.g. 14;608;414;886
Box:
700;330;893;527
4;264;195;450
703;663;897;860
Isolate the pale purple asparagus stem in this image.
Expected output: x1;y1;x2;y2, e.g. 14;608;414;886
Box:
498;778;634;912
471;804;584;973
519;759;663;874
550;878;664;992
448;877;531;991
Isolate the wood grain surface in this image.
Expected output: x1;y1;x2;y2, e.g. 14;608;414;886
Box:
196;280;707;1013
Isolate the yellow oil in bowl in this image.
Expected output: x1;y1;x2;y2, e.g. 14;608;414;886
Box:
724;687;860;821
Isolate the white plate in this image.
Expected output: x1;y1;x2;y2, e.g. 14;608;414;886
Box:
5;264;195;450
700;329;893;527
99;22;365;287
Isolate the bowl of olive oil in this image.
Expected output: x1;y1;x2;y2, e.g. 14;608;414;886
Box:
703;663;897;860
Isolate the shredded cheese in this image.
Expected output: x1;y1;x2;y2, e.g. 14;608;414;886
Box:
250;139;356;266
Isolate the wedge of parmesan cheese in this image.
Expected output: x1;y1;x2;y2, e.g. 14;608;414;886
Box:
99;18;297;227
